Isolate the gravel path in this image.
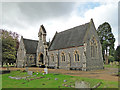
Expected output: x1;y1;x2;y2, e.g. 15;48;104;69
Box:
1;67;118;81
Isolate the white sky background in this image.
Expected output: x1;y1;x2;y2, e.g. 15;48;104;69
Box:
0;0;119;49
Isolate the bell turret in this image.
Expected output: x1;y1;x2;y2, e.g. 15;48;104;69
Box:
38;25;47;43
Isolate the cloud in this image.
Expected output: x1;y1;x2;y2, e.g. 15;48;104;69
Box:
2;2;76;27
83;3;118;48
1;1;118;48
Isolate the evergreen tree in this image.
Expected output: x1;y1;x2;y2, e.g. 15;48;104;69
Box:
114;45;120;62
97;22;115;64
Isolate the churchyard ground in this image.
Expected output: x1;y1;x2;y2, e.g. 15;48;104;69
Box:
1;64;119;88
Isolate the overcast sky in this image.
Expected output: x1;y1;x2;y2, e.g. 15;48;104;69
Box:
1;0;119;48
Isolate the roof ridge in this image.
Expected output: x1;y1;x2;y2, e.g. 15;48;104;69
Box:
23;38;38;42
58;22;90;34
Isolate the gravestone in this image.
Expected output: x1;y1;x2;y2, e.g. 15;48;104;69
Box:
14;63;16;67
64;80;67;82
26;67;28;71
28;71;33;75
113;62;116;65
15;77;21;80
116;62;119;65
110;62;113;65
55;78;58;80
44;68;48;74
48;78;50;80
75;81;90;88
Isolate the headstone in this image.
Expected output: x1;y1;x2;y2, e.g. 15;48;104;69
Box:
22;77;26;79
62;84;65;86
64;80;67;82
11;77;15;79
65;84;68;87
55;78;58;80
28;71;33;75
15;77;21;80
14;63;16;67
48;78;50;80
110;62;113;65
113;61;115;65
26;67;28;71
68;85;71;87
116;62;119;65
27;76;29;78
75;81;90;88
9;76;11;78
44;68;48;74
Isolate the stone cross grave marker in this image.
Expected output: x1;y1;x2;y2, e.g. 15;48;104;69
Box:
28;71;33;75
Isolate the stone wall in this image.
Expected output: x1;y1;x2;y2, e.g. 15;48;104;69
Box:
26;54;36;66
48;46;86;70
48;21;103;71
36;40;45;66
17;38;26;68
84;20;103;71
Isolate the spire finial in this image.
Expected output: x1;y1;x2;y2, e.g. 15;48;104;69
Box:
90;18;93;22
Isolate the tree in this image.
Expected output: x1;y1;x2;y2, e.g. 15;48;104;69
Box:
97;22;115;64
114;45;120;63
0;29;19;68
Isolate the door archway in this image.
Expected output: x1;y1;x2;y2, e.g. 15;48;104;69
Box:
38;53;44;64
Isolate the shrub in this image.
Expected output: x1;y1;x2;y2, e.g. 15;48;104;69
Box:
108;55;115;63
17;69;20;71
22;70;27;72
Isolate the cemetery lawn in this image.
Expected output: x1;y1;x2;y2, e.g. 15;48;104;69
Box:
2;70;118;88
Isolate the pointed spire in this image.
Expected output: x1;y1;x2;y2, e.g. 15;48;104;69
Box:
49;38;50;42
40;24;46;33
90;18;93;23
21;36;23;39
56;31;58;34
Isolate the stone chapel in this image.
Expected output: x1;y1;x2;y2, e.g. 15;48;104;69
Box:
17;19;104;71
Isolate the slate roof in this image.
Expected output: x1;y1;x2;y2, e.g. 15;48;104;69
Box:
49;22;90;51
23;38;38;54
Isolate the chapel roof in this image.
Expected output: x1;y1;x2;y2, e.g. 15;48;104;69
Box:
49;22;90;51
23;38;38;54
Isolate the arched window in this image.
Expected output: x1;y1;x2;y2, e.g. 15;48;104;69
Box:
29;55;34;61
61;52;65;61
51;54;54;61
91;37;97;58
74;51;80;61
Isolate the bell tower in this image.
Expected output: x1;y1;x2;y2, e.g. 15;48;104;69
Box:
38;25;46;43
37;25;48;67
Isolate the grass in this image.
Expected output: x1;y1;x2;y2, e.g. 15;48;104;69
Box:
1;70;118;88
104;64;119;68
